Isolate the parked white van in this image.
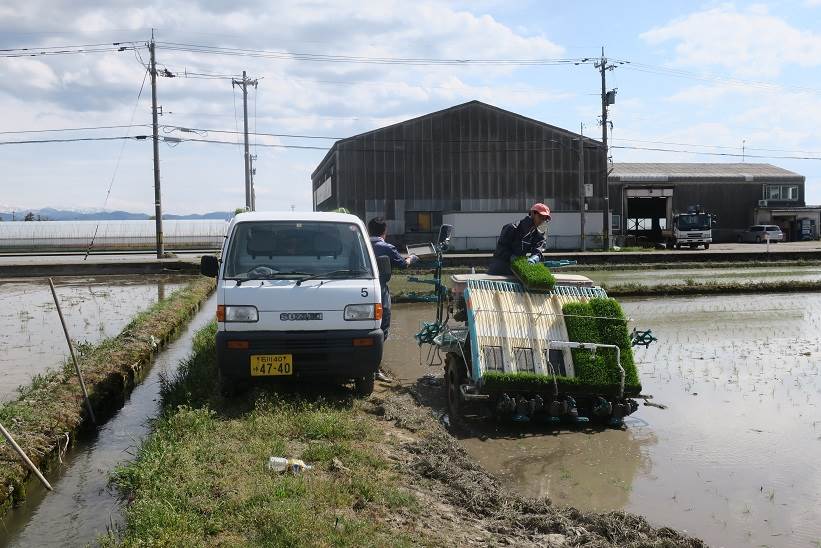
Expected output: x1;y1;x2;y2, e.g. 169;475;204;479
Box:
200;211;391;396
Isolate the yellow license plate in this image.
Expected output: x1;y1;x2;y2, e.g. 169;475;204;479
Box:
250;354;293;376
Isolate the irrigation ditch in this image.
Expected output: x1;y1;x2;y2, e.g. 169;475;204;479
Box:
0;276;215;519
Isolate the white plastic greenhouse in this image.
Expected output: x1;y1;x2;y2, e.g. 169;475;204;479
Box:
0;220;228;251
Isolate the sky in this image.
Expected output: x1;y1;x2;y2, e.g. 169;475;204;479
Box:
1;0;821;214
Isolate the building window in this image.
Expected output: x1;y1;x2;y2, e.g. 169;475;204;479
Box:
764;185;799;202
611;214;621;230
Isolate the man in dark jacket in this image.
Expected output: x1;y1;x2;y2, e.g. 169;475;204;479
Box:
487;203;551;275
367;217;418;341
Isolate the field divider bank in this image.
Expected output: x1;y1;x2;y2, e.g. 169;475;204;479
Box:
391;275;821;302
0;276;215;518
105;323;703;547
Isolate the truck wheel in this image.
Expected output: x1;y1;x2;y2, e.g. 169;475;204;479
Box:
704;243;710;250
445;353;467;418
675;243;681;250
354;375;375;398
219;371;248;398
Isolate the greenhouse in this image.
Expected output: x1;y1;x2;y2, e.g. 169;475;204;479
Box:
0;220;228;251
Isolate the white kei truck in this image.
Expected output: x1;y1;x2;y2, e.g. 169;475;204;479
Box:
200;211;392;397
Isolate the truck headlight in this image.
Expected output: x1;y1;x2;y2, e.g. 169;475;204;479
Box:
344;304;383;321
221;305;258;322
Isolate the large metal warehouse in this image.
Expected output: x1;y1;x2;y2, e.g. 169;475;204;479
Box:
311;100;606;250
608;163;819;242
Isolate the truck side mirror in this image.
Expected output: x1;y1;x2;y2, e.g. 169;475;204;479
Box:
376;255;392;284
200;255;219;278
437;224;454;244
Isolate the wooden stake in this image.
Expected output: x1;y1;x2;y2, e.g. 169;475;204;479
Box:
0;422;53;491
48;278;96;425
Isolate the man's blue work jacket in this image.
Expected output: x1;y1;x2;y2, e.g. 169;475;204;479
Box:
369;236;407;338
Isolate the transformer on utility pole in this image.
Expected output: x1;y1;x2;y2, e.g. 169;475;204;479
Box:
595;48;619;251
232;71;258;211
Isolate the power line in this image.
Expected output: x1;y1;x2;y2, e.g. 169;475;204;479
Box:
86;68;150;259
0;136;141;145
0;124;151;135
612;144;821;161
0;44;140;58
154;41;589;66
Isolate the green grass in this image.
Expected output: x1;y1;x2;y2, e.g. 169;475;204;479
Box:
105;323;419;547
510;256;556;291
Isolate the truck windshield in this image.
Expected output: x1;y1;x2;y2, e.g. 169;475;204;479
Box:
677;214;711;231
223;221;374;280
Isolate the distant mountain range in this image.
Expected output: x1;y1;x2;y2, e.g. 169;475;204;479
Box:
0;208;233;222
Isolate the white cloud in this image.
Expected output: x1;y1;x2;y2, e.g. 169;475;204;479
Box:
0;0;570;213
640;5;821;78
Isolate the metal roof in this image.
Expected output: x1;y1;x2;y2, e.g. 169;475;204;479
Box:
610;163;803;182
311;100;602;178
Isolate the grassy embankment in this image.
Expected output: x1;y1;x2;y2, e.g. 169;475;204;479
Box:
0;276;215;517
107;323;703;547
107;322;420;546
389;260;821;301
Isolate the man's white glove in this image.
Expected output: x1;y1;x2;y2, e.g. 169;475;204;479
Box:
409;254;420;264
527;254;540;265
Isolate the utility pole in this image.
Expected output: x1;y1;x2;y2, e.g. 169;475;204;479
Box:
579;123;586;252
595;48;617;251
232;71;258;210
149;31;164;258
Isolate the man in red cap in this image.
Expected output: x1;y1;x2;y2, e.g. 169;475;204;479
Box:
487;203;551;275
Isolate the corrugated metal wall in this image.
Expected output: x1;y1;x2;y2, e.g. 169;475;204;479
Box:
312;102;605;242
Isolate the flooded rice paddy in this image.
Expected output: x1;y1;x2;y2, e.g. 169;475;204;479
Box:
0;275;195;402
0;294;217;547
385;295;821;548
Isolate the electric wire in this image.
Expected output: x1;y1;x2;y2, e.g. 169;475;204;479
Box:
154;41;588;66
85;68;149;259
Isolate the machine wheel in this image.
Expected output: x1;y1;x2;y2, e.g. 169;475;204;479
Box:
354;375;375;398
445;353;467;418
704;243;710;250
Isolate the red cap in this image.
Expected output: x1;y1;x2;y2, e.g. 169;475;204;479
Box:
530;202;551;220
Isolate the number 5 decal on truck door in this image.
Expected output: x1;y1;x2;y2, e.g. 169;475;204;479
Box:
361;288;368;298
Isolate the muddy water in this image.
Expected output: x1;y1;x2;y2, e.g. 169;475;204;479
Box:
576;265;821;287
0;275;195;402
0;294;217;547
385;297;821;548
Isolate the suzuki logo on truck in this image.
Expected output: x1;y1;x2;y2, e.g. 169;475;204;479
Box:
280;312;323;321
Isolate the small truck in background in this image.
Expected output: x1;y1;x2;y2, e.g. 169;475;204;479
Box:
664;205;715;250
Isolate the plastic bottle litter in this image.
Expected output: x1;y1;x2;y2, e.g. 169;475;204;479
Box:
267;456;312;474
